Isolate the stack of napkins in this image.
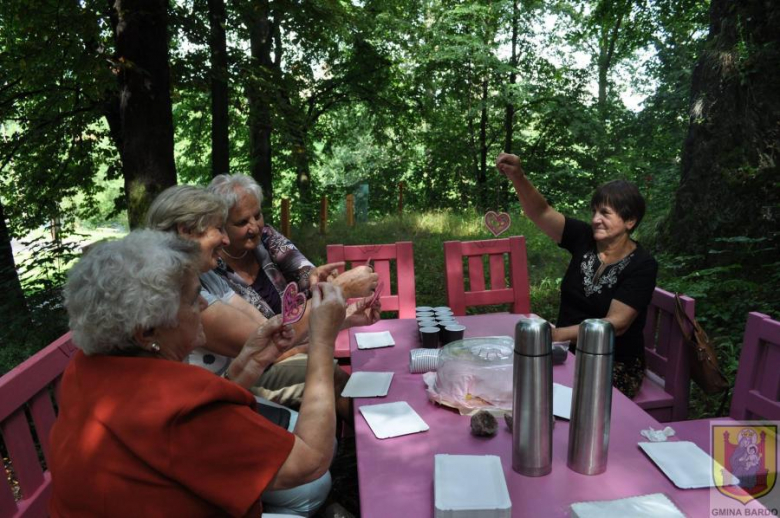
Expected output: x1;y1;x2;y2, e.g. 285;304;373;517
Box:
356;331;395;349
571;493;685;518
434;455;511;518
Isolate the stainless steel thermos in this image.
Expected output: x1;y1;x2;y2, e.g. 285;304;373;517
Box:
567;319;615;475
512;317;553;476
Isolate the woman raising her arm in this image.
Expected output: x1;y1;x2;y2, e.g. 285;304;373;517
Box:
496;153;658;398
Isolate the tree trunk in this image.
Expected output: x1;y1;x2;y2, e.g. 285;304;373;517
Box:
245;0;275;222
663;0;780;259
0;199;30;336
478;77;489;212
107;0;177;228
503;0;518;154
502;0;518;210
208;0;230;178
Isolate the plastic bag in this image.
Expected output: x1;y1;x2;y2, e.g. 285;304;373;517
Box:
423;337;514;416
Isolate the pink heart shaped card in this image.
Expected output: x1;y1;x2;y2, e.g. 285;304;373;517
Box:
282;282;307;325
367;280;384;308
484;211;511;237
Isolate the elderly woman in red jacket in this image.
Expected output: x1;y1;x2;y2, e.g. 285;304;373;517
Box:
49;230;344;517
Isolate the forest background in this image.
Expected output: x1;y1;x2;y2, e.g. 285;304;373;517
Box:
1;0;777;417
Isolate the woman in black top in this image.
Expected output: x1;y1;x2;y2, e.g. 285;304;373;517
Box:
496;153;658;398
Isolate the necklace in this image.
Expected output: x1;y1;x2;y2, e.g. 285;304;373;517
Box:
220;248;249;260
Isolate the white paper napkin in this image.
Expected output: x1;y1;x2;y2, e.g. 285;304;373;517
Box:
356;331;396;350
341;372;394;398
553;383;572;420
571;492;685;518
359;401;429;439
639;441;738;489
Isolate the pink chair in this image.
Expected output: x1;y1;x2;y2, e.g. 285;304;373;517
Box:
0;333;76;518
326;242;416;358
669;312;780;450
729;312;780;420
634;289;695;422
443;236;530;316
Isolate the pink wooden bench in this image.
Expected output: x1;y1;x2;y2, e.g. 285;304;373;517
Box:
634;288;695;422
443;236;531;316
668;312;780;449
0;333;76;518
326;242;416;359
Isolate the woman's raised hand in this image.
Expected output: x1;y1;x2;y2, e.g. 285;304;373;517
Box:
309;262;344;287
227;316;295;388
308;282;346;349
343;295;382;329
496;153;524;180
332;266;378;299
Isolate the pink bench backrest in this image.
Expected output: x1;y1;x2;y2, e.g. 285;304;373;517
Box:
443;236;531;316
730;312;780;420
0;332;76;518
326;241;416;318
639;288;695;421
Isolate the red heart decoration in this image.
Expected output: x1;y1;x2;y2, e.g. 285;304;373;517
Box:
484;211;511;237
282;282;307;325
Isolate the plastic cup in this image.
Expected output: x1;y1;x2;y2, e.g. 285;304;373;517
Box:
419;326;440;349
442;324;466;345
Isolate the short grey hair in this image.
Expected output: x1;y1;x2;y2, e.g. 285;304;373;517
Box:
65;230;201;355
146;185;228;235
208;174;264;210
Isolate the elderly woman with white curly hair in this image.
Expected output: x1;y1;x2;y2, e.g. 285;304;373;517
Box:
49;230;345;517
207;174;378;409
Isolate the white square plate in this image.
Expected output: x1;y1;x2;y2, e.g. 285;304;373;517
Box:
571;492;685;518
341;371;394;398
639;441;738;489
553;383;572;420
434;454;511;518
356;331;396;350
359;401;429;439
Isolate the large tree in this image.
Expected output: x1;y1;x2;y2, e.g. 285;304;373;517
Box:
106;0;177;228
663;0;780;259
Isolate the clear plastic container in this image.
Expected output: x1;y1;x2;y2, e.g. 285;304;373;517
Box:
425;337;514;413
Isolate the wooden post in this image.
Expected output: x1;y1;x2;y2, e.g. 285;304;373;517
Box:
346;194;355;227
320;196;328;234
398;182;405;214
280;198;291;237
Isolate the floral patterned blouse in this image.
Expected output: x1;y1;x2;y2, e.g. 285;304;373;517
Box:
214;225;315;318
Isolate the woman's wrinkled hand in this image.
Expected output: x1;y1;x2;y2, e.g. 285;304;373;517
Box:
308;282;346;348
244;315;295;361
309;262;344;287
496;153;524;180
344;295;382;329
332;266;378;299
228;316;295;388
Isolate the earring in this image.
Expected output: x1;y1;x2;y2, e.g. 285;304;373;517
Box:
150;343;161;353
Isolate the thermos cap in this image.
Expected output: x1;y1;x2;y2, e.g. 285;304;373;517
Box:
576;319;615;355
514;317;552;356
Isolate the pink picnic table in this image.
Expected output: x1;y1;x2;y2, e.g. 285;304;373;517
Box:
349;314;768;517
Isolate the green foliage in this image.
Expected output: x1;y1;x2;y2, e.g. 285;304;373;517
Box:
293;209;569;320
657;243;779;418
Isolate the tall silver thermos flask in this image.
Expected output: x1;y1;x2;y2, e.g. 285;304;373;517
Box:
512;317;553;476
567;319;615;475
